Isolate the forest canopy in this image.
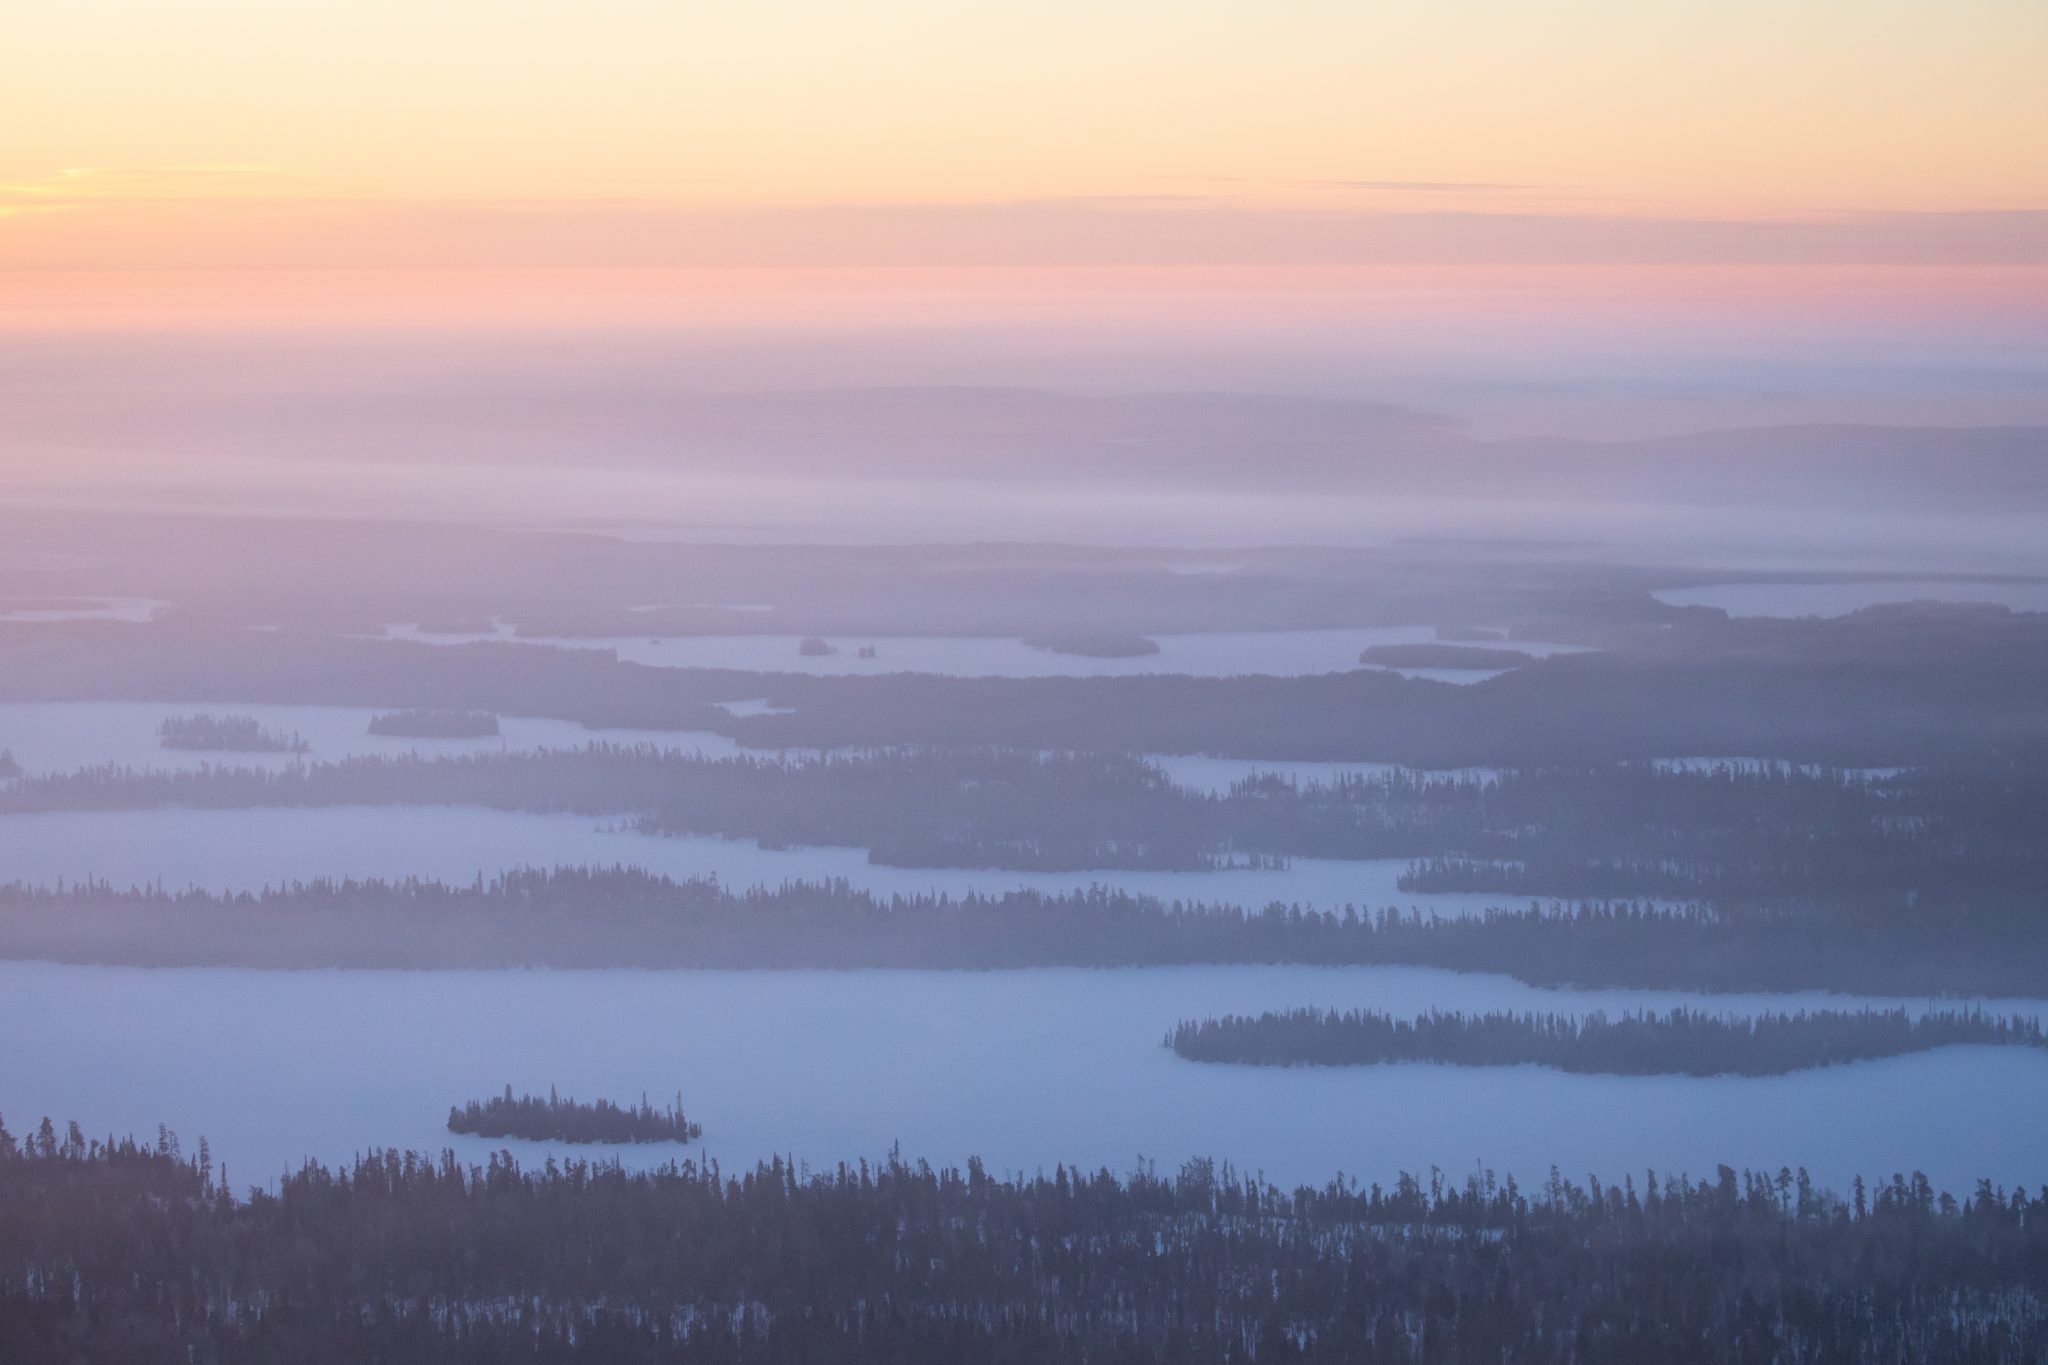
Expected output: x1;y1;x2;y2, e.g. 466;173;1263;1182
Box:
1;1116;2043;1363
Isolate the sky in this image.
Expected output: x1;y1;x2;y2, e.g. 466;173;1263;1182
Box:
2;0;2045;551
4;1;2044;291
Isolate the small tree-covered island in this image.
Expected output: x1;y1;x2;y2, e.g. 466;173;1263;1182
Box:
157;713;310;753
1167;1006;2048;1076
448;1086;701;1144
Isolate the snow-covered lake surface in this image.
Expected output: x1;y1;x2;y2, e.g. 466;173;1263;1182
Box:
385;624;1583;679
1;961;2039;1196
0;805;1520;917
1654;579;2048;618
0;702;747;776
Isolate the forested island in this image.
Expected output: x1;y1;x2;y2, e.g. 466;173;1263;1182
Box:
448;1086;699;1144
157;713;309;753
367;707;501;738
2;870;2042;995
0;750;16;781
1167;1006;2047;1076
2;1119;2043;1362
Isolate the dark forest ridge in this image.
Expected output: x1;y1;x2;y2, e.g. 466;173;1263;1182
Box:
3;1120;2042;1362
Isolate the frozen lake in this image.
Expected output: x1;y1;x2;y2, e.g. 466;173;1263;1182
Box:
0;805;1520;917
1655;579;2048;618
0;961;2039;1197
0;701;748;778
387;623;1582;679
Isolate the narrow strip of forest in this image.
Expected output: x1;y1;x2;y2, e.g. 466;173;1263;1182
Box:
1166;1006;2047;1076
0;871;2042;996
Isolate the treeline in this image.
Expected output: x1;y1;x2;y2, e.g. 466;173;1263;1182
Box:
1168;1006;2048;1076
448;1086;700;1144
368;707;500;738
3;1118;2045;1362
0;870;2041;995
0;749;16;780
156;712;308;753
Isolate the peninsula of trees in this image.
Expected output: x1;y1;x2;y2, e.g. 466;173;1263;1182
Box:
2;1118;2043;1362
156;713;309;753
1167;1006;2048;1076
2;871;2042;996
367;707;500;738
448;1086;699;1144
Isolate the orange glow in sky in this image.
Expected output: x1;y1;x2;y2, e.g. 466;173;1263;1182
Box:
4;0;2045;326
